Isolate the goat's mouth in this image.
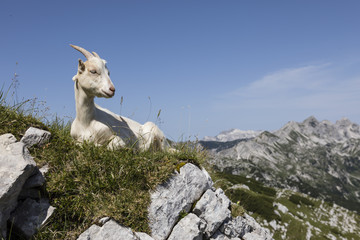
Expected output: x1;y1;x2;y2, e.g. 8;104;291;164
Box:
101;90;115;98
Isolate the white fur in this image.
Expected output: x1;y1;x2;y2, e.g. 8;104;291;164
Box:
70;45;168;151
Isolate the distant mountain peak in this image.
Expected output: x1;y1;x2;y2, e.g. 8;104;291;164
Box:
203;129;262;142
336;117;352;126
303;116;319;127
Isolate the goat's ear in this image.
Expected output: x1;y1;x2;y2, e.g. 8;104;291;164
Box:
78;59;86;73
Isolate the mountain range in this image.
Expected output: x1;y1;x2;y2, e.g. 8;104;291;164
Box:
200;116;360;213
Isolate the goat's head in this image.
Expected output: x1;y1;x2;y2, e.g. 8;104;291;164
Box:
71;44;115;98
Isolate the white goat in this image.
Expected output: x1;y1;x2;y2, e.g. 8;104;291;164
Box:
70;44;169;151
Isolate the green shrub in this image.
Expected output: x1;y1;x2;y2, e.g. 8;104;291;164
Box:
214;172;276;197
226;189;279;221
289;194;315;207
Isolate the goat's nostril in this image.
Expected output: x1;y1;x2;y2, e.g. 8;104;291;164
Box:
109;86;115;92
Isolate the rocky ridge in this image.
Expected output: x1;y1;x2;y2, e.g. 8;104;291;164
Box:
200;116;360;213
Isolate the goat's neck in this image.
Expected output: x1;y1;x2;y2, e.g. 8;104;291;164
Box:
74;81;95;126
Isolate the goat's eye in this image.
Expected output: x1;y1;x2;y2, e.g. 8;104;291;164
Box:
108;71;110;76
90;70;97;74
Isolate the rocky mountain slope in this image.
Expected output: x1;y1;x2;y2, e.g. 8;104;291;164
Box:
200;116;360;213
212;172;360;240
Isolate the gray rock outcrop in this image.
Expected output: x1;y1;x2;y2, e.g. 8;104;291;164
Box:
77;218;155;240
147;163;272;239
77;220;140;240
135;232;155;240
0;129;54;239
0;133;36;238
167;213;206;240
220;214;272;240
148;163;213;240
9;198;55;239
193;188;231;238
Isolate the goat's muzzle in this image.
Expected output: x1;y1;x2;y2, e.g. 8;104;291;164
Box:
102;86;115;98
109;86;115;93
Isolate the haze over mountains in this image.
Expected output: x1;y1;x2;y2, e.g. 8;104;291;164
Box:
200;116;360;213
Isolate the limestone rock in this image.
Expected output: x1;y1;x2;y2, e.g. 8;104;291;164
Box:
243;232;269;240
220;216;252;238
9;198;55;239
18;188;43;200
239;214;272;240
20;127;51;148
193;188;231;238
0;134;36;238
148;163;212;240
210;231;241;240
135;232;155;240
77;220;139;240
167;213;206;240
22;167;46;189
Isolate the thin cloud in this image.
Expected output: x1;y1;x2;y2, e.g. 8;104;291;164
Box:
215;62;360;122
230;63;333;98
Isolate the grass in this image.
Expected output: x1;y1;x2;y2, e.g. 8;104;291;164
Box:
0;88;205;239
212;172;279;221
226;188;279;222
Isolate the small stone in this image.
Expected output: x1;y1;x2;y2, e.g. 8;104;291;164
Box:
20;127;51;147
99;217;111;225
39;164;49;175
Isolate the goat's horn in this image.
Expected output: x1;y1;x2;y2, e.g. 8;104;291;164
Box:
92;52;100;58
70;44;94;60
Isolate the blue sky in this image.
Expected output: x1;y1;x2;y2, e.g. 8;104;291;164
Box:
1;1;360;140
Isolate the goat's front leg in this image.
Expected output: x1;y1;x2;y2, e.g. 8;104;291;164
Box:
107;136;127;150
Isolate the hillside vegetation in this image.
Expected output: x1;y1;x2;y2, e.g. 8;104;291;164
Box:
212;172;360;240
0;93;204;239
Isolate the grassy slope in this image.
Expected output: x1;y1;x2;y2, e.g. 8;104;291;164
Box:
0;101;204;239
